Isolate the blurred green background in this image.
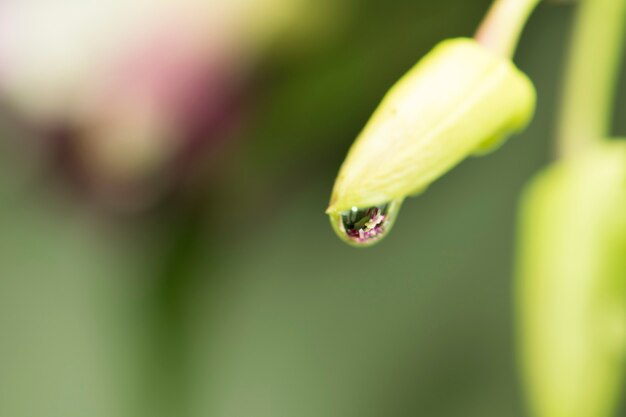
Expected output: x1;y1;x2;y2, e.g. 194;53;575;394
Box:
0;1;625;416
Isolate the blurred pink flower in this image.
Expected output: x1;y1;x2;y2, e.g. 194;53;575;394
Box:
0;0;327;208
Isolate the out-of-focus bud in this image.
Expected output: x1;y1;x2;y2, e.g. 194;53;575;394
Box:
517;142;626;417
327;38;535;246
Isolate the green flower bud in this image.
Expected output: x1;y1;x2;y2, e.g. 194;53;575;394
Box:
327;37;535;246
517;142;626;417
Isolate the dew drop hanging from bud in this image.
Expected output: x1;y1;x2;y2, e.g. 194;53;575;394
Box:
328;199;403;247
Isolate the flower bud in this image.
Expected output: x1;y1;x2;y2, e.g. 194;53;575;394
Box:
327;37;535;214
517;142;626;417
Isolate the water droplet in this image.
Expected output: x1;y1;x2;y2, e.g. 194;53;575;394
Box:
329;199;402;246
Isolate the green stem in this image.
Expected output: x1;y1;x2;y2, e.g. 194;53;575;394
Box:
475;0;542;58
557;0;626;158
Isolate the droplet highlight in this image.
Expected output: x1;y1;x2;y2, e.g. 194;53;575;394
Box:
329;199;402;247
